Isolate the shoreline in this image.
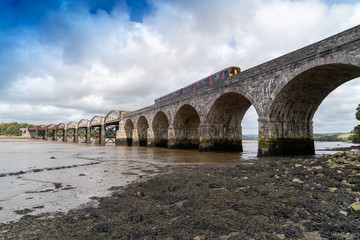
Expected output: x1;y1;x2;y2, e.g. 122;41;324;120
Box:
1;147;360;239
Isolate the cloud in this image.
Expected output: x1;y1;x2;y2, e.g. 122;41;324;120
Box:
0;0;359;134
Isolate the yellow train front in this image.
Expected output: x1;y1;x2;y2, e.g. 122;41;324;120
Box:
155;66;241;104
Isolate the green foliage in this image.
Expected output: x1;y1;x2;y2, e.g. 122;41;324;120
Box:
352;104;360;143
0;122;29;136
315;134;341;141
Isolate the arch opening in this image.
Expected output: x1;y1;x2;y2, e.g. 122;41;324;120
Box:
90;126;101;144
265;63;360;156
67;128;75;142
124;119;134;146
137;116;149;147
152;111;169;148
173;105;200;149
202;92;252;151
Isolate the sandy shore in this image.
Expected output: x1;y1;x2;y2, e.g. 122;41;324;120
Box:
1;146;360;239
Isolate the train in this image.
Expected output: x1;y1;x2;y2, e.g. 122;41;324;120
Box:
155;66;241;104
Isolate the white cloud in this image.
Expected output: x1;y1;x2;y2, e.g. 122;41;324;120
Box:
0;0;359;134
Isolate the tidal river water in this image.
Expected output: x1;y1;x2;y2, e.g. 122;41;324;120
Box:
0;138;358;223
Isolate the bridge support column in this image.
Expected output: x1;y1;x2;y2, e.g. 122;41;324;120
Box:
257;118;315;157
171;128;199;149
100;125;105;146
199;124;243;152
132;129;139;146
64;129;68;142
147;128;155;147
53;130;57;141
116;121;128;146
167;127;176;148
86;127;91;144
74;128;79;143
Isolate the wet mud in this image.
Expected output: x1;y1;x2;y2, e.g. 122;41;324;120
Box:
1;147;360;239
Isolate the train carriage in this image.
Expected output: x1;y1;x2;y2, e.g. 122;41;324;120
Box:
155;66;241;104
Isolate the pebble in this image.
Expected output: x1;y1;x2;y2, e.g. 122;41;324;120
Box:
136;191;144;198
275;234;286;240
339;210;348;216
193;236;206;240
292;178;304;184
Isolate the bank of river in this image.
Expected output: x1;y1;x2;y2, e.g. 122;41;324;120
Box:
0;139;360;239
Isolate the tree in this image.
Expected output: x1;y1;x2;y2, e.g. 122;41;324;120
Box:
0;122;29;136
351;104;360;143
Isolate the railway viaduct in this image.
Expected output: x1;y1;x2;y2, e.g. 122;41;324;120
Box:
28;25;360;157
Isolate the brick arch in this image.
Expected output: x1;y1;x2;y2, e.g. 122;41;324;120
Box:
201;92;252;151
173;104;200;149
152;111;169;147
136;116;149;147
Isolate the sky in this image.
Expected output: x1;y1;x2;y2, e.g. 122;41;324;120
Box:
0;0;359;134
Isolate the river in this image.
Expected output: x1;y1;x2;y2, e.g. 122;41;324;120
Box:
0;138;358;223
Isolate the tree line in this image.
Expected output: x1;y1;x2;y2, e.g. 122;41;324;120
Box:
0;122;29;136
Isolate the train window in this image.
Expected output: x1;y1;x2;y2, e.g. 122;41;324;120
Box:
230;68;234;74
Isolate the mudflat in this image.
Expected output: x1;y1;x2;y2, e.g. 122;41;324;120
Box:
1;147;360;239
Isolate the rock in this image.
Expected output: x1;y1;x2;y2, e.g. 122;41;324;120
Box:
292;178;303;184
330;163;338;169
312;166;323;170
136;191;144;198
349;202;360;213
79;173;86;176
328;187;337;193
50;156;56;159
334;157;348;164
352;164;360;170
275;234;286;240
339;210;348;216
193;236;206;240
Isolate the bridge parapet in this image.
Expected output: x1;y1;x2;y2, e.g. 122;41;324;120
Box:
67;121;77;129
105;110;126;124
78;119;89;128
90;115;105;126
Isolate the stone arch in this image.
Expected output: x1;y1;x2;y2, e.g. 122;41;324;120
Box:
265;63;360;156
136;116;149;147
152;111;169;147
201;92;252;151
124;119;134;146
173;104;200;149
